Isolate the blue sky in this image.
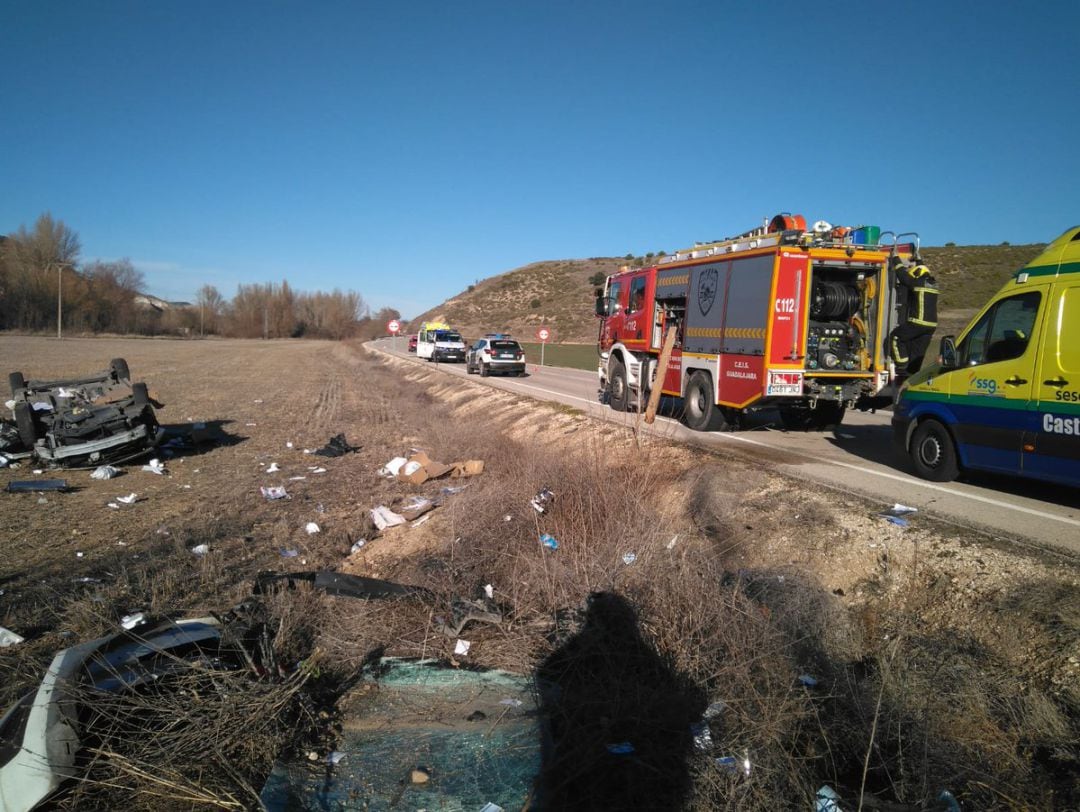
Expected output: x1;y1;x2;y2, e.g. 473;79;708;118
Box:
2;1;1077;317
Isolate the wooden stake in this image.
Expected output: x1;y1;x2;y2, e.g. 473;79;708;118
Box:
644;326;677;424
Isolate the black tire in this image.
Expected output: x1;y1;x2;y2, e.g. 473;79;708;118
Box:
480;361;489;378
110;358;131;381
780;402;847;431
9;371;26;396
609;360;630;412
910;419;960;482
683;371;728;431
14;401;39;448
132;382;150;407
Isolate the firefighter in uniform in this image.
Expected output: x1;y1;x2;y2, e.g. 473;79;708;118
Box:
888;259;939;377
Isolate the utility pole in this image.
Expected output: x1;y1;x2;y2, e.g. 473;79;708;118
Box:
200;302;205;337
56;263;64;340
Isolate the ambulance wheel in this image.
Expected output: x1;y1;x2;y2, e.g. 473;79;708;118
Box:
683;372;728;431
610;360;630;412
9;371;26;396
910;419;959;482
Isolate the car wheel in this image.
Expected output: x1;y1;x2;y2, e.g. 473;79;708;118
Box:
9;371;26;396
110;358;131;381
466;359;475;374
480;361;489;377
609;360;630;412
910;419;959;482
14;401;39;448
683;371;728;431
132;382;150;407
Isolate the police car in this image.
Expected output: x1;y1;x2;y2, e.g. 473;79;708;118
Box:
466;335;526;377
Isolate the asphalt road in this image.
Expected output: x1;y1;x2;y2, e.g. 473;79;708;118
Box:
371;338;1080;556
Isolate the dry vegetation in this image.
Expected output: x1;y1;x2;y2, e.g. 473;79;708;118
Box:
1;335;1078;810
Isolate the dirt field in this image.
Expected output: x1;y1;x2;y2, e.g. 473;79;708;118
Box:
2;335;1078;810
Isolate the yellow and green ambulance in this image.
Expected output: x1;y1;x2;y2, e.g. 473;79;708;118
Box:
893;225;1080;486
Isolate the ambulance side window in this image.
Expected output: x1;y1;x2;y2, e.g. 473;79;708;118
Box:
959;292;1041;366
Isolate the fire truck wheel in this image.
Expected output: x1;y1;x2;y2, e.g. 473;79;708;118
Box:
910;419;959;482
683;372;728;431
609;360;630;412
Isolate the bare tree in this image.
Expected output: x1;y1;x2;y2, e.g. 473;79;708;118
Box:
196;284;225;335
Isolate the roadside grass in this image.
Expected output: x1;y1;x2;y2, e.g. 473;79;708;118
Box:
3;343;1076;810
518;340;598;371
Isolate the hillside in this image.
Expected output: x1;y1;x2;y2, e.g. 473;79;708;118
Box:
411;243;1047;343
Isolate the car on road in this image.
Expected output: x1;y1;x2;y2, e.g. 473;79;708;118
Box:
466;335;526;377
408;334;418;352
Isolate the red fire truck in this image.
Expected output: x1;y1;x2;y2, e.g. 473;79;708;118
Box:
595;213;918;430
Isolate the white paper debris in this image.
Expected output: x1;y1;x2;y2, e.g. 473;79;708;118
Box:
370;506;406;531
666;535;679;550
454;639;471;656
90;465;121;480
191;544;209;556
286;441;293;448
260;486;289;500
121;612;146;630
622;552;637;565
141;458;166;475
107;502;120;509
0;626;25;647
305;522;321;534
484;584;494;599
350;539;367;553
379;457;408;477
410;514;431;528
117;493;138;505
266;462;280;473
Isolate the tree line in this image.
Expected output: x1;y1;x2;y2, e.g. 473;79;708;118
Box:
0;213;396;340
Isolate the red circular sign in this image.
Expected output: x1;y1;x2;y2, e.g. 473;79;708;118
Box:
388;319;401;334
536;327;551;341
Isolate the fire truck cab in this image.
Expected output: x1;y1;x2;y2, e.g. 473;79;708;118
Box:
596;213;918;431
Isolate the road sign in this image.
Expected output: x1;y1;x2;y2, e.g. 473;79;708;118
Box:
536;327;550;342
388;319;401;334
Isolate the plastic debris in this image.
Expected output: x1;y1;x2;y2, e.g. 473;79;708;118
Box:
837;432;856;439
350;539;366;554
798;674;818;687
288;476;306;481
503;514;512;522
121;612;146;630
879;514;909;527
484;584;494;599
411;514;431;528
606;742;634;755
816;784;842;811
327;751;346;765
0;626;25;647
371;505;406;531
116;493;138;505
311;467;327;474
314;434;359;457
261;486;289;500
266;462;280;473
305;522;321;535
442;485;468;495
286;441;293;448
890;503;918;515
6;479;69;493
480;804;505;812
540;533;559;550
530;486;555;514
938;789;961;812
141;458;166;475
703;701;726;718
379;456;408;477
280;549;299;558
0;454;9;468
499;698;523;707
90;465;121;480
254;399;264;403
622;552;637;565
454;639;471;656
666;535;679;550
691;721;713;751
191;544;209;556
106;502;119;509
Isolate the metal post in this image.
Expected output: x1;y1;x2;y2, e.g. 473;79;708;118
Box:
200;303;204;337
56;263;62;340
540;341;545;368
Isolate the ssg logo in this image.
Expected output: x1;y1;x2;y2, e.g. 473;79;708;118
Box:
967;372;999;396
